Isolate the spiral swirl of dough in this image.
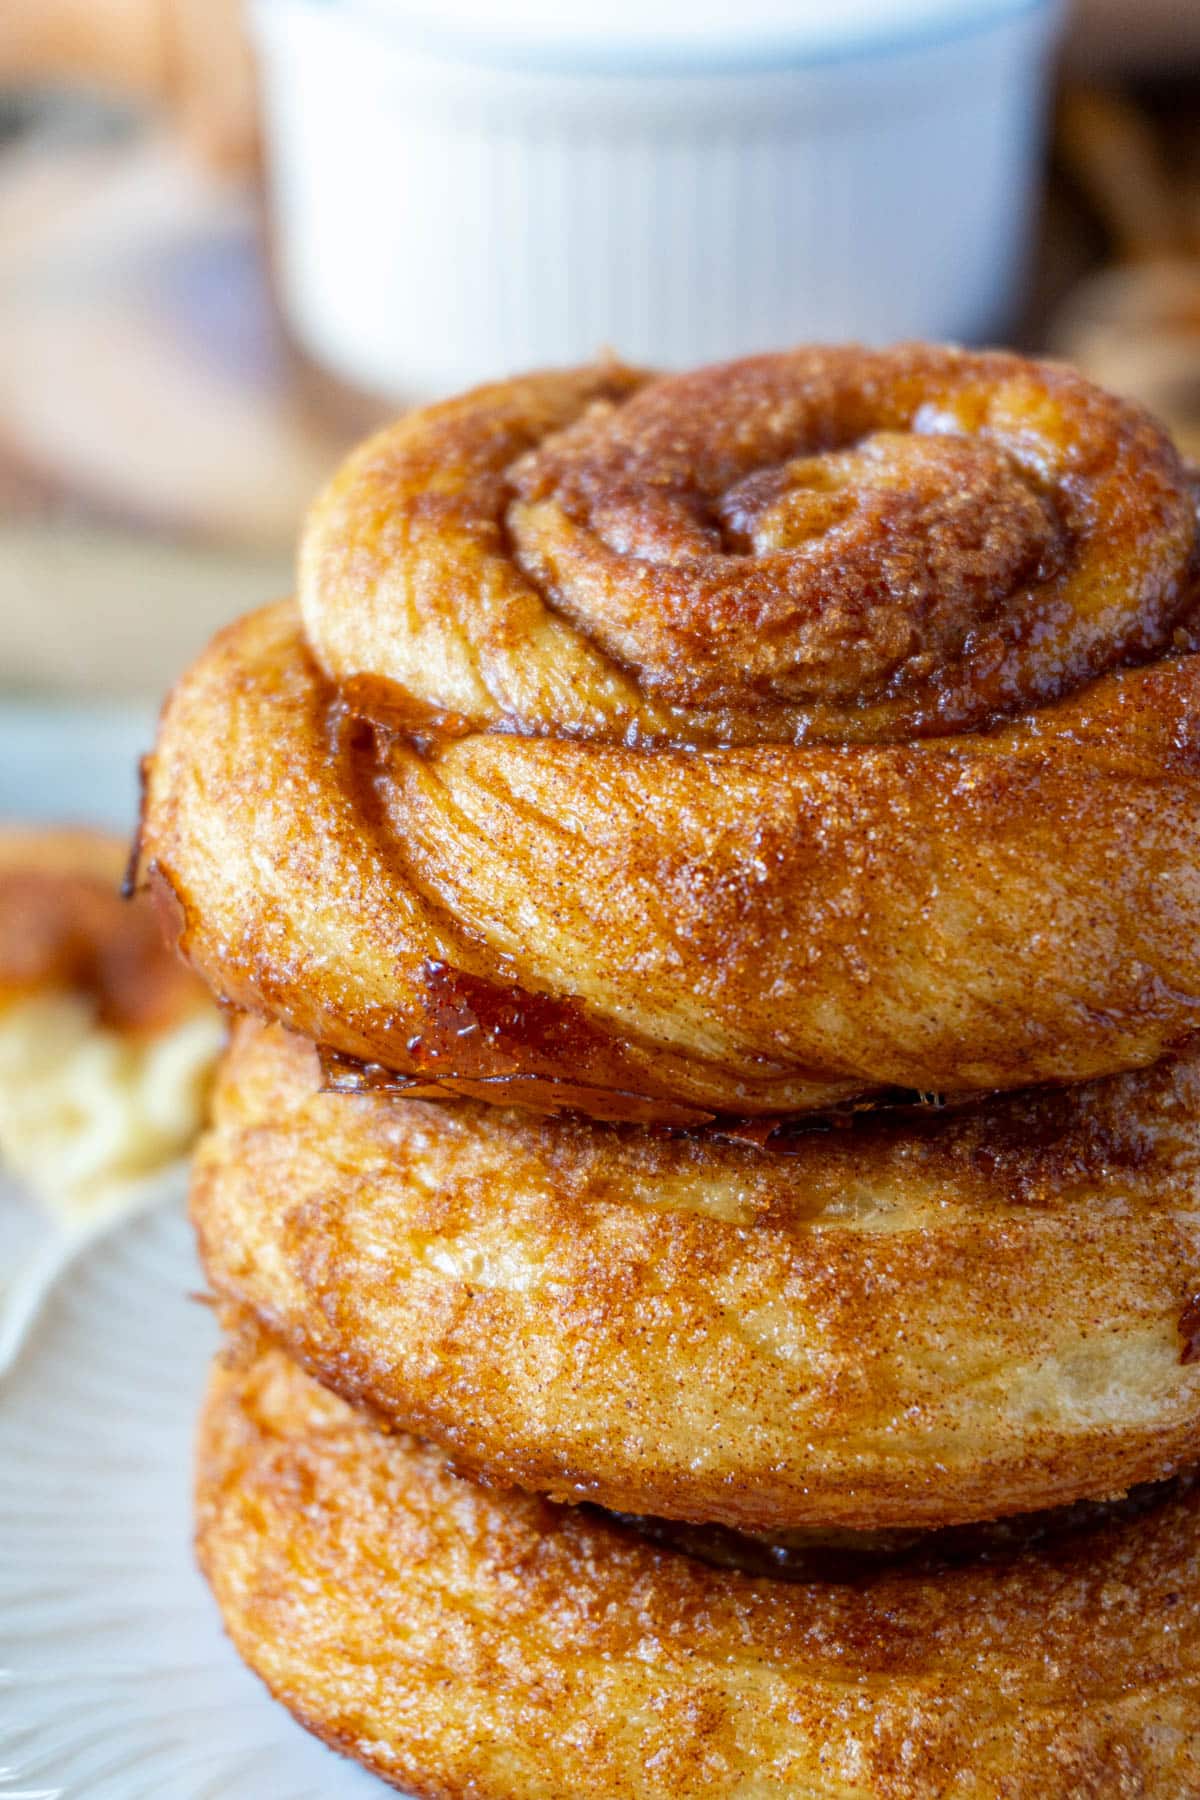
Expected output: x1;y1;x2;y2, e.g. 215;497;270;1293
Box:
138;346;1200;1120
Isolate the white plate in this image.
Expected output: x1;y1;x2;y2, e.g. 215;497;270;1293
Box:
0;1195;389;1798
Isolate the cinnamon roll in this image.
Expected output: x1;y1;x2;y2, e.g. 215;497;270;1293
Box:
196;1331;1200;1800
161;346;1200;1790
192;1016;1200;1533
137;347;1200;1120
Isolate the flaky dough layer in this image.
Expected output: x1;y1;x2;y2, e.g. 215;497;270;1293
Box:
193;1017;1200;1531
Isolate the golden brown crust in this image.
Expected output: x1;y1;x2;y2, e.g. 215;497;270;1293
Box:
193;1017;1200;1531
300;346;1197;744
141;599;1200;1118
196;1334;1200;1800
136;348;1200;1119
0;826;208;1035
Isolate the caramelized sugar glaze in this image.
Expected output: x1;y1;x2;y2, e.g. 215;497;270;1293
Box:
195;1017;1200;1531
198;1332;1200;1800
0;828;207;1036
138;347;1200;1119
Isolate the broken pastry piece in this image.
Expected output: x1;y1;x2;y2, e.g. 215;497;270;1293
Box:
0;827;222;1221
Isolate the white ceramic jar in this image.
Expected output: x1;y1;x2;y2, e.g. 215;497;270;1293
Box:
252;0;1064;402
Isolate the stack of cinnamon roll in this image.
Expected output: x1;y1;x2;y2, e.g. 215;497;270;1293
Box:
136;346;1200;1797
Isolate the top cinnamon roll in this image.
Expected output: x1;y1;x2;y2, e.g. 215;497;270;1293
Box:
137;345;1200;1120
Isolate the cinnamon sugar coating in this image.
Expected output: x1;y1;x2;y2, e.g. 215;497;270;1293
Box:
136;346;1200;1117
193;1017;1200;1532
196;1332;1200;1800
142;598;1200;1116
300;346;1198;743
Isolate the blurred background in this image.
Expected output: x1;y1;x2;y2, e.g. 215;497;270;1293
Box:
1;0;1200;829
